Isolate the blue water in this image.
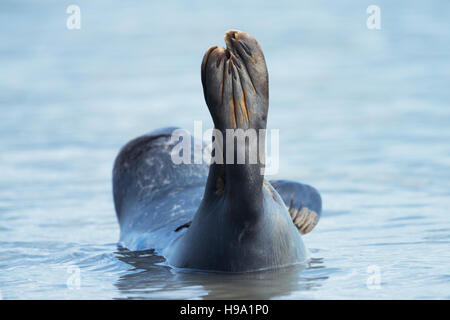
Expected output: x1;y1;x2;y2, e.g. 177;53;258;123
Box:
0;0;449;299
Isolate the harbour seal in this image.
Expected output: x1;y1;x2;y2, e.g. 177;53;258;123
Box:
113;30;322;272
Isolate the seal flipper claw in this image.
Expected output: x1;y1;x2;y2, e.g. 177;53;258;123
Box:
270;180;322;234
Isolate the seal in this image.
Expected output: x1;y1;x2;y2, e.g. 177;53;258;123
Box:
112;30;322;272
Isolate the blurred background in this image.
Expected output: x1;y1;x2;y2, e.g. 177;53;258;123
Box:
0;0;449;299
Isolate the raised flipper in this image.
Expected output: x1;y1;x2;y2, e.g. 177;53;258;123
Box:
270;180;322;235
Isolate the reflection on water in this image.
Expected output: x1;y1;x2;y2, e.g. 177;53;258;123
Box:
0;0;450;299
114;248;329;300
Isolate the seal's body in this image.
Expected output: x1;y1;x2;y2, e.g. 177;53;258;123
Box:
113;31;322;272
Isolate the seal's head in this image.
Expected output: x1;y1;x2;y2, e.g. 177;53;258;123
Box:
201;30;268;131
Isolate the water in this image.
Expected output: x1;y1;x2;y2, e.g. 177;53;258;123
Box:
0;0;449;299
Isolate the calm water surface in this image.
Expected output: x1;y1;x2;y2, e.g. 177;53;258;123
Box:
0;0;449;299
